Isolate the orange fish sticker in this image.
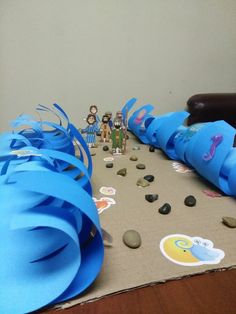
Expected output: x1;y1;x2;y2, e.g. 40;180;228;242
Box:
93;197;116;214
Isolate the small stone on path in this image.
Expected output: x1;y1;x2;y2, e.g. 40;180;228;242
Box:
136;163;146;170
117;168;127;176
136;178;150;187
184;195;196;207
145;194;158;203
123;230;142;249
158;203;171;215
106;163;113;168
143;175;154;182
130;155;138;161
222;216;236;228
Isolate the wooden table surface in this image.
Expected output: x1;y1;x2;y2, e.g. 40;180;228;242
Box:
46;268;236;314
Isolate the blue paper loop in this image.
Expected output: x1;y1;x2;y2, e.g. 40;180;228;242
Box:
0;104;104;314
128;100;236;196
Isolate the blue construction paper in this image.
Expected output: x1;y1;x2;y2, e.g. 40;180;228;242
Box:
128;104;154;143
155;111;189;159
121;97;137;122
145;112;175;148
127;100;236;196
186;121;235;193
0;105;104;314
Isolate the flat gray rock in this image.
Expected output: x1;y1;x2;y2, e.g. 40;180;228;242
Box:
123;230;142;249
136;163;146;170
222;216;236;228
130;155;138;161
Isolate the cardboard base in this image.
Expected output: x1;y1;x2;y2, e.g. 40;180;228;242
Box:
57;133;236;309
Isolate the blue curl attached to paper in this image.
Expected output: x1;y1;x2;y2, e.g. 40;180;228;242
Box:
125;98;236;196
0;104;104;314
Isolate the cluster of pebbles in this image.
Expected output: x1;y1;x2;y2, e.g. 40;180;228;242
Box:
102;143;235;250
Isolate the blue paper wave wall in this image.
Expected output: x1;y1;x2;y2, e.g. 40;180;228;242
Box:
0;104;104;314
124;99;236;196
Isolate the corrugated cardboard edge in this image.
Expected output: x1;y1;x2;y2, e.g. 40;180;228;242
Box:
51;264;236;311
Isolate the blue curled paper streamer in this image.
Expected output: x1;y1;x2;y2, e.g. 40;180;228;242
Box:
0;105;104;314
126;98;236;196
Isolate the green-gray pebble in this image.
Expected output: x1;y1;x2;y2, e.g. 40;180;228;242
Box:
136;163;146;170
123;230;142;249
130;155;138;161
117;168;127;176
136;178;150;187
222;216;236;228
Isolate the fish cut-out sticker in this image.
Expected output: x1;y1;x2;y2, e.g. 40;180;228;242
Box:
160;234;225;266
93;197;116;214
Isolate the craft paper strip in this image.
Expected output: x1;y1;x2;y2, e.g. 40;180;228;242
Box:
0;104;104;314
128;104;154;143
127;100;236;196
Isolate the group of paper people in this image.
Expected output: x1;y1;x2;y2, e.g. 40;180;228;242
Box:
82;105;127;154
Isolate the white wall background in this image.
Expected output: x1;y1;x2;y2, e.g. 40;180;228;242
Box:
0;0;236;131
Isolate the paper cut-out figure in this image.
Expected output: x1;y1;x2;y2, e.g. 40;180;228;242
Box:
115;111;125;129
82;114;99;147
111;119;124;154
105;111;113;129
89;105;100;129
100;115;111;142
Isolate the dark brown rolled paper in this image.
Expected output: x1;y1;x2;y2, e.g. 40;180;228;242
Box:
186;93;236;127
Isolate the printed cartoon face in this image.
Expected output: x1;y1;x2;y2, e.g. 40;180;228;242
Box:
87;114;96;125
102;115;109;123
90;105;98;114
114;119;121;129
116;111;122;119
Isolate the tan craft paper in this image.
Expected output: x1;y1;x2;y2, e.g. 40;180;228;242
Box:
57;133;236;309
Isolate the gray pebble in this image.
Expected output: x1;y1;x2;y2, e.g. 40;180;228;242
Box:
158;203;171;215
123;230;142;249
222;216;236;228
130;155;138;161
133;146;141;150
106;163;113;168
117;168;127;176
136;163;146;170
